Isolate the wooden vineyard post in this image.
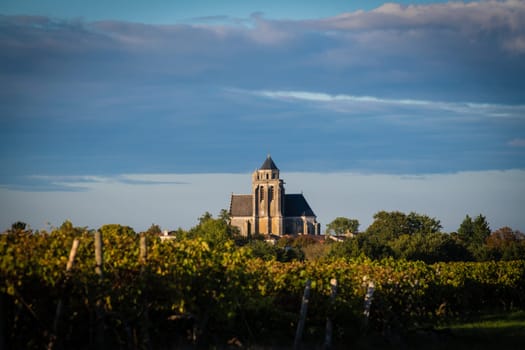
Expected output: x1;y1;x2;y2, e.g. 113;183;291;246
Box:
47;239;80;350
363;278;375;329
139;234;147;265
139;234;151;350
94;231;103;277
294;279;311;350
323;278;338;350
94;230;105;350
0;285;6;350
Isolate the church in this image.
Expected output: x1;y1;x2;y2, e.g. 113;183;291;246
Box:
229;156;320;236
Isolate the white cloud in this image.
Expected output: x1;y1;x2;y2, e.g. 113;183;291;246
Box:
252;89;525;120
314;1;525;54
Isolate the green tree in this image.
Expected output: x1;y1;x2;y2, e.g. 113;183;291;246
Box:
99;223;136;236
245;240;281;260
457;214;491;260
53;220;89;239
187;211;239;248
366;211;441;240
9;221;27;233
366;211;409;240
326;217;360;235
389;232;470;263
457;215;474;242
218;209;231;223
329;234;393;260
406;212;442;235
146;223;162;235
472;214;491;245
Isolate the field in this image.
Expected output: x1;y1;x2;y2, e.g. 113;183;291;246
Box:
351;311;525;350
1;227;524;349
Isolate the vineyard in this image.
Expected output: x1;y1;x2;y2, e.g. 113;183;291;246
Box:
1;226;525;349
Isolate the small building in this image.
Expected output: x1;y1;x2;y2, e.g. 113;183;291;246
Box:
229;156;320;236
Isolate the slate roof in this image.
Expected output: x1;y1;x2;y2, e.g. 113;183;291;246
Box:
260;155;279;170
230;194;253;216
284;194;316;217
230;193;315;218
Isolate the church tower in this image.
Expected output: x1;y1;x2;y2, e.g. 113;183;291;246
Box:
230;155;319;236
252;155;284;235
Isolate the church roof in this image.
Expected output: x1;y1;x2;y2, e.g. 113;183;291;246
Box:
260;155;279;170
230;193;315;218
284;194;316;217
230;194;253;216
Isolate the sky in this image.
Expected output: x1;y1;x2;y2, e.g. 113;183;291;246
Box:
1;1;524;233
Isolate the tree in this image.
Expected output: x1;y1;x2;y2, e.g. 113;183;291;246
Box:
10;221;27;233
187;211;239;248
326;217;360;235
99;224;136;236
366;211;441;240
146;224;162;235
366;211;409;240
457;214;491;260
389;232;470;263
486;227;525;260
472;214;491;245
458;214;491;245
329;234;393;260
245;240;281;261
457;215;474;243
53;220;88;239
218;209;231;223
198;211;213;224
406;212;442;235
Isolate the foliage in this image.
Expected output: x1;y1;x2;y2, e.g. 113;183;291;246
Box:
458;214;491;246
1;215;524;349
326;217;360;235
146;223;162;235
327;211;525;263
486;227;525;261
457;214;492;260
366;211;442;240
181;211;239;249
389;232;469;263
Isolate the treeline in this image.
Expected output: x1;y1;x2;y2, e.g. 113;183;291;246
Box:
322;211;525;263
4;209;525;265
1;218;524;349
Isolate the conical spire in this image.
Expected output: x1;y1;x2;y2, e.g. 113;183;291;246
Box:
260;155;279;170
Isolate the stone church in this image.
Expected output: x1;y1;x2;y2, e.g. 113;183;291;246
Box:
229;156;320;236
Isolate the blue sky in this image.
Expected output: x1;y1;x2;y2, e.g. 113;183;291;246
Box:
1;1;524;232
0;1;453;22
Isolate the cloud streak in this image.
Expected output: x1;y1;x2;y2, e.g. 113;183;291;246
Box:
253;90;525;119
0;175;189;192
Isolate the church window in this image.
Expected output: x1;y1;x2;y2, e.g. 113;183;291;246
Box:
269;186;274;202
260;187;264;201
